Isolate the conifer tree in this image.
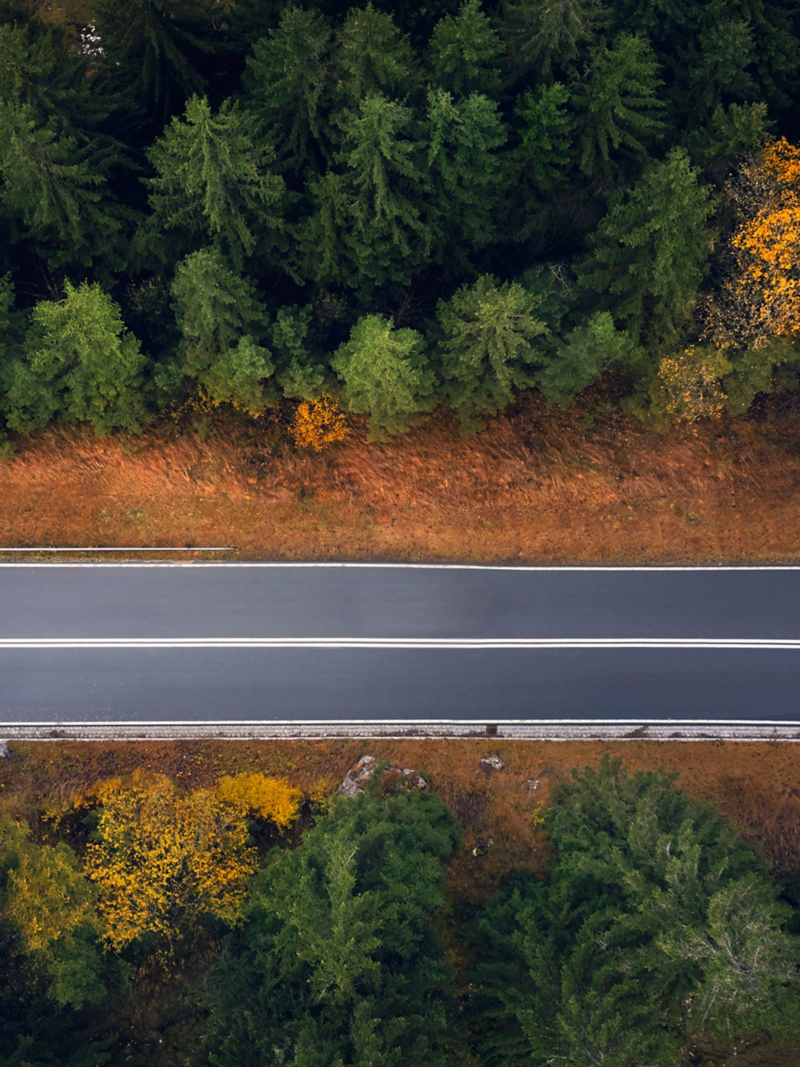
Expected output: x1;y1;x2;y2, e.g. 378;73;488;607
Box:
497;0;605;85
145;95;285;272
426;0;503;97
242;7;333;177
5;280;147;435
331;2;419;114
572;32;666;179
436;274;547;430
577;147;716;346
171;248;274;414
332;313;435;435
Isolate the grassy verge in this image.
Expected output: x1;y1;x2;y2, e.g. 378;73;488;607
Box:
2;397;800;562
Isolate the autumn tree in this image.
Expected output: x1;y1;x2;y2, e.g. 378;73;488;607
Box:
82;770;301;953
332;313;434;436
436;274;547;431
0;819;104;1009
472;756;800;1067
705;138;800;348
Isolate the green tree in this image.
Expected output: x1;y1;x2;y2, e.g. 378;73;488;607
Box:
436;274;547;430
171;248;274;414
146;95;285;272
497;0;605;85
271;305;327;401
331;2;418;113
242;7;333;177
572;32;666;179
332;314;434;435
536;311;641;407
577;147;717;347
424;89;508;262
5;280;147;435
426;0;503;97
209;790;462;1067
473;756;800;1067
0;819;104;1010
92;0;216;124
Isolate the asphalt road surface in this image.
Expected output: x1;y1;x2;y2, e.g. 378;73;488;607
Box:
1;563;800;723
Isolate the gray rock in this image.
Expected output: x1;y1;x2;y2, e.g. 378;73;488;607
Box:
336;755;428;796
480;753;505;772
526;778;540;792
0;740;9;760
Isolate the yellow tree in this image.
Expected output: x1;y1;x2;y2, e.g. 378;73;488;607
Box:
706;138;800;347
82;771;301;951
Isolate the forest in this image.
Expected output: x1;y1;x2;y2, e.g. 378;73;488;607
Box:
2;0;800;447
2;754;800;1067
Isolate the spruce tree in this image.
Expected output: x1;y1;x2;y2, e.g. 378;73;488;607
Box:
426;0;503;97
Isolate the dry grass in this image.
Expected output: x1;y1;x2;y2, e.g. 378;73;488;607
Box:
2;396;800;561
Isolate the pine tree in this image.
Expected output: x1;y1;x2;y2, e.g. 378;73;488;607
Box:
436;274;548;431
577;147;716;347
171;248;274;414
497;0;606;85
426;0;503;97
5;279;147;435
572;32;666;179
242;7;333;177
145;95;285;272
331;2;419;114
424;89;508;263
332;314;435;435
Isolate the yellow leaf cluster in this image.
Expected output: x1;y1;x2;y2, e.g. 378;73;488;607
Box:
289;393;348;451
81;770;298;951
707;138;800;346
0;820;99;955
657;346;730;423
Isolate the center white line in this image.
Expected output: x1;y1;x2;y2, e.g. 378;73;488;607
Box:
1;638;799;650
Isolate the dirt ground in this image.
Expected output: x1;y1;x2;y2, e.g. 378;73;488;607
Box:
2;397;800;563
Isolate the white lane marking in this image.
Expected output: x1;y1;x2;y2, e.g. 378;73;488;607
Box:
1;638;800;649
3;718;797;726
2;562;800;570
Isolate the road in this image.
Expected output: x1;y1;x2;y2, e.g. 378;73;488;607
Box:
1;563;800;728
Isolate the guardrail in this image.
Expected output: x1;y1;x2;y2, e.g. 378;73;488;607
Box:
2;721;799;742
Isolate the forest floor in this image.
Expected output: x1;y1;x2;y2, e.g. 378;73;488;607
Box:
1;394;800;561
3;737;800;1065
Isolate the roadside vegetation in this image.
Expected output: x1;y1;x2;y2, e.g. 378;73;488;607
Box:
3;743;800;1067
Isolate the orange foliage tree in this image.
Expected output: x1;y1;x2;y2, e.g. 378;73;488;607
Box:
289;393;349;451
81;771;302;951
706;138;800;347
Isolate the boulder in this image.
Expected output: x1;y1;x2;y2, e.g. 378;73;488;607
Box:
0;740;9;760
480;753;505;773
336;755;428;797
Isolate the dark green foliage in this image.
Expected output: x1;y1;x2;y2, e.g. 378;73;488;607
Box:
577;147;717;347
472;756;800;1067
5;281;147;435
209;790;462;1067
271;305;327;401
497;0;606;85
146;95;285;273
426;0;503;97
171;249;274;413
536;311;641;407
436;274;548;430
242;8;333;177
572;32;667;179
331;2;419;111
332;313;435;435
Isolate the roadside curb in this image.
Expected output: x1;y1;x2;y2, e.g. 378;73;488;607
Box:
2;721;799;742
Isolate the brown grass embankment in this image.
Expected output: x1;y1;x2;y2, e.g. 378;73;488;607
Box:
2;397;800;561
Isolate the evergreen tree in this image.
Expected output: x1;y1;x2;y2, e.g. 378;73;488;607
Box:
536;310;641;407
497;0;606;85
5;280;147;435
271;305;327;402
209;790;462;1067
572;32;666;179
426;0;503;97
171;248;274;414
472;756;800;1067
145;95;285;272
436;274;547;430
242;7;333;177
332;314;435;435
424;89;508;263
331;2;419;113
577;147;717;347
